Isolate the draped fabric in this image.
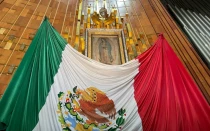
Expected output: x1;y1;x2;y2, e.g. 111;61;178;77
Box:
0;18;209;131
33;44;142;131
0;17;67;131
134;35;210;131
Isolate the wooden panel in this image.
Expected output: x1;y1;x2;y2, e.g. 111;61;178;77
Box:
0;49;12;64
0;74;12;85
0;83;7;96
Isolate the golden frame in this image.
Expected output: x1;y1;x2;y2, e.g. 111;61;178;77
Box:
85;29;128;65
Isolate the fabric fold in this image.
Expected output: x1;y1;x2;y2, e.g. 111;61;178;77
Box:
0;19;209;131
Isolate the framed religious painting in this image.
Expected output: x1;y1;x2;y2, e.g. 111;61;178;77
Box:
85;29;128;65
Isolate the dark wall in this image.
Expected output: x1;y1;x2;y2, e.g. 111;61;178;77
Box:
160;0;210;17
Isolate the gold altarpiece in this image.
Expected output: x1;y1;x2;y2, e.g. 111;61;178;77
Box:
72;0;141;65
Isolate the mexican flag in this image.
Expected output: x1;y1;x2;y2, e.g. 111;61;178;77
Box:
0;18;209;131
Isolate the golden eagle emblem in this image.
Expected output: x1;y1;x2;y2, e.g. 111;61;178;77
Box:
57;86;126;131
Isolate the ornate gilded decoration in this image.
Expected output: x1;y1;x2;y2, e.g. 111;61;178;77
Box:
91;5;117;27
73;0;138;62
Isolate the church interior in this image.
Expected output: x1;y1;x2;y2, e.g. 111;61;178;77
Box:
0;0;209;104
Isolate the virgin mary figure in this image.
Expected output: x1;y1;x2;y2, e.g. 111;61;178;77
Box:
98;38;113;64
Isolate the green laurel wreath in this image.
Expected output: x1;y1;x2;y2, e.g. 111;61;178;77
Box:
57;86;126;131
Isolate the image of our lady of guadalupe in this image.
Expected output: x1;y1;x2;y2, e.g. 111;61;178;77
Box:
98;38;113;64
